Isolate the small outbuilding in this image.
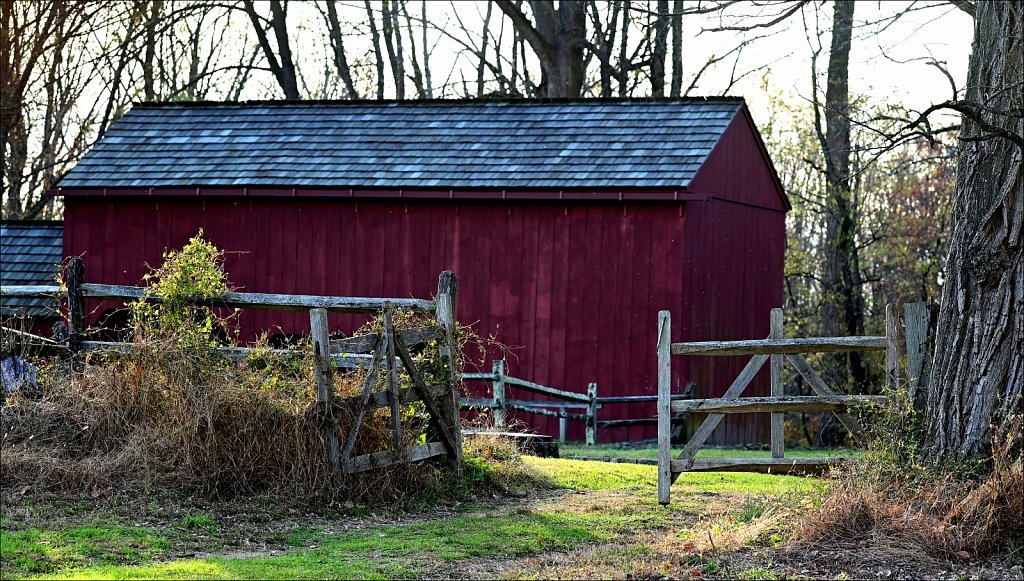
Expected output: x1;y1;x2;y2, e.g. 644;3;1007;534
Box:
53;98;788;444
0;221;64;336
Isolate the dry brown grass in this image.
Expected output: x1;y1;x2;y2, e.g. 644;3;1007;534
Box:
0;329;463;501
800;416;1024;562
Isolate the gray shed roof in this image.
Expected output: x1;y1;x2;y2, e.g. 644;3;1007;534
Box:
0;221;63;317
58;98;745;189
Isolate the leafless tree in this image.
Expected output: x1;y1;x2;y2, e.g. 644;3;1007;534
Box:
242;0;300;99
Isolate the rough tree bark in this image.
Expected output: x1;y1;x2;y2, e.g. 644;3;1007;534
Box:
650;0;670;97
496;0;586;98
926;0;1023;462
670;0;683;97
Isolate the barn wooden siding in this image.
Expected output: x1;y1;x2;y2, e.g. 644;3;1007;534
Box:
64;195;783;444
57;99;787;444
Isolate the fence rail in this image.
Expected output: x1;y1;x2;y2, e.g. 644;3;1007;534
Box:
0;258;463;479
656;303;934;505
462;360;695;445
1;283;434;314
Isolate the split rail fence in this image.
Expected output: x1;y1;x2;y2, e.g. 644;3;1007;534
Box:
463;360;695;445
1;257;464;481
656;303;933;505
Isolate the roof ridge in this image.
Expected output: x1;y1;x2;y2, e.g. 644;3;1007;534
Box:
134;96;746;108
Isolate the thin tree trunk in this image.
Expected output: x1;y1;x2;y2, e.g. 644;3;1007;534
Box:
142;0;162;101
651;0;669;97
380;0;403;99
618;0;630;96
926;0;1024;462
477;0;493;97
242;0;299;100
325;0;359;98
400;0;424;97
818;0;866;390
364;0;385;99
670;0;682;97
421;0;432;97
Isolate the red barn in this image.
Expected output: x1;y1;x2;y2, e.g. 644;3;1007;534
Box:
54;99;788;444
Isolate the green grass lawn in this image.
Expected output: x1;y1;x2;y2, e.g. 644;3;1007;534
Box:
1;458;823;580
559;442;864;460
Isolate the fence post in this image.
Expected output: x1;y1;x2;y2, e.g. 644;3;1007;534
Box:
769;308;785;459
492;359;507;430
559;416;567;443
885;303;903;391
435;271;464;470
657;310;672;505
586;382;598;446
65;257;85;356
903;302;932;414
310;308;341;486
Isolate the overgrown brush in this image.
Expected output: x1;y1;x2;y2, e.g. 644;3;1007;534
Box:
800;395;1023;563
1;232;530;504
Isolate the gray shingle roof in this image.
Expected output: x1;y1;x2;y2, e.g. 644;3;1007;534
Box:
0;222;63;317
58;99;744;189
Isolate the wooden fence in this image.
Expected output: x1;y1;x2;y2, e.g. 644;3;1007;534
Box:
1;257;464;480
463;360;696;446
656;304;933;505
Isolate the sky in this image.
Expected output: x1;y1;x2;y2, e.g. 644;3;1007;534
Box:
303;1;976;126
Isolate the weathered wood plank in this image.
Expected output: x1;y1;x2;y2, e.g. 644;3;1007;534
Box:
903;302;933;413
382;307;404;457
657;310;672;505
310;308;341;486
459;397;497;408
503;399;589;410
785;354;868;443
492;359;507;429
79;283;434;314
504;402;589;421
502;376;591;403
66;258;85;355
394;333;460;460
671;395;888;414
595;394;691;404
585;382;598;446
339;347;381;471
434;271;463;469
671;336;887;356
770;308;785;459
337;384;439;413
886;304;903;390
331;326;436;355
671;457;847;474
0;285;62;297
344;442;447;474
675;354;769;468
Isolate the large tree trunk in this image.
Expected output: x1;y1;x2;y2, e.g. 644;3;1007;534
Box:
926;1;1023;462
496;0;586;98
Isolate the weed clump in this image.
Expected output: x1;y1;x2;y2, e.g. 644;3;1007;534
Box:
800;397;1023;563
1;232;528;505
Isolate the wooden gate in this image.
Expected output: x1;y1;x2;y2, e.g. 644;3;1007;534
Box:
2;262;464;483
656;305;932;505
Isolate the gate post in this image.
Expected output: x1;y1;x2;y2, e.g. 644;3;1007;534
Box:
657;310;672;505
435;271;464;470
310;308;341;486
